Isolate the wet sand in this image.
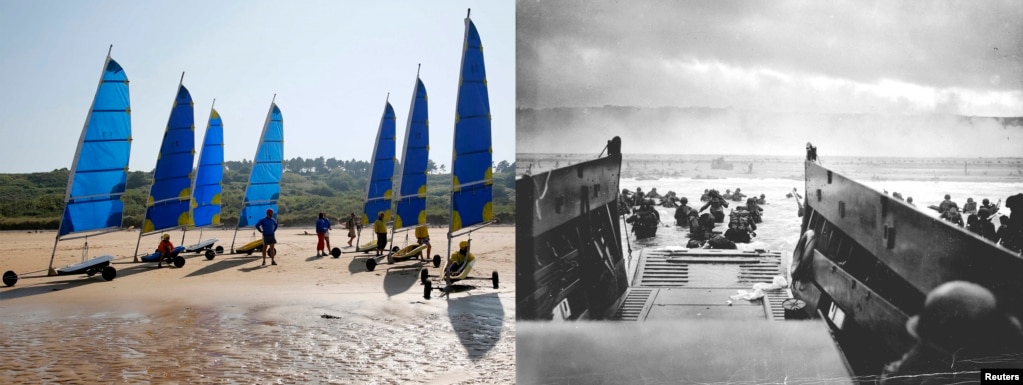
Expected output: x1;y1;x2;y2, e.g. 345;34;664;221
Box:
0;226;515;384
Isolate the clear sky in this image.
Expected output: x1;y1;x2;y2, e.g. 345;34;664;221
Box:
0;0;514;173
517;1;1023;157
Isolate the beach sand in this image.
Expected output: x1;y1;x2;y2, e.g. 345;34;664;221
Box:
0;225;515;384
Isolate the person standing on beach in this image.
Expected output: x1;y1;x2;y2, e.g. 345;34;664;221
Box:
346;213;357;247
315;212;331;256
256;209;278;266
374;212;387;256
415;224;432;260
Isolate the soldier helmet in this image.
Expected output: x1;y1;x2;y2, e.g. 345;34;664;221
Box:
907;281;1021;351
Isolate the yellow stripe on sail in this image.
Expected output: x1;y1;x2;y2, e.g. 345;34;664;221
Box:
483;202;493;222
451;211;462;232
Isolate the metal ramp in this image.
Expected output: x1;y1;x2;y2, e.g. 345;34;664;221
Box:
618;248;796;321
612;288;655;321
635;255;689;287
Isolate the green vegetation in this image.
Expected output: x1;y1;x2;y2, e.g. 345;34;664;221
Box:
0;158;515;230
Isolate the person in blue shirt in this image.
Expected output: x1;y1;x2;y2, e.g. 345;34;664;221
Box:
256;208;278;266
315;212;332;257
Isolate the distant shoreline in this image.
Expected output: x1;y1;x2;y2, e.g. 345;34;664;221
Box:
517;153;1023;185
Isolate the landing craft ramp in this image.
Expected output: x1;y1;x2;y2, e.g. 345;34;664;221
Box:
517;137;854;382
619;248;791;322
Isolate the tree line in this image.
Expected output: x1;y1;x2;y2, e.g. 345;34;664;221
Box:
0;157;515;231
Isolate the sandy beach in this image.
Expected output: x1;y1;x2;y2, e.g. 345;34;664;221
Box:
0;225;515;384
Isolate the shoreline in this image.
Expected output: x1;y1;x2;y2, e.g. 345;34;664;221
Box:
0;226;515;384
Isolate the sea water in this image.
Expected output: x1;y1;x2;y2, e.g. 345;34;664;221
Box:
620;176;1023;279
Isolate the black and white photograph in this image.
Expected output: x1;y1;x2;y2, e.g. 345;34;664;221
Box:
516;1;1023;383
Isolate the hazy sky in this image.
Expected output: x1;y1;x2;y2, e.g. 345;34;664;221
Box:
517;1;1023;157
0;1;513;173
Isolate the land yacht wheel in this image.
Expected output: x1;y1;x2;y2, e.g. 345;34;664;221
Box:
101;266;117;281
3;270;18;287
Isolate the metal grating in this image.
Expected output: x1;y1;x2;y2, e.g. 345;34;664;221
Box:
613;288;655;321
738;259;783;284
764;289;794;321
639;257;690;287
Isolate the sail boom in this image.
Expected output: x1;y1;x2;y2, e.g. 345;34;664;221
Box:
58;227;123;241
452;179;492;191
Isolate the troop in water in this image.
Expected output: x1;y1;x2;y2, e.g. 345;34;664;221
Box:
930;193;1022;253
621;186;766;248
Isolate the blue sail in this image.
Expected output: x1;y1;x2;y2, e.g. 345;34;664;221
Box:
449;17;493;233
190;107;224;228
142;83;195;234
238;103;283;228
58;56;132;237
394;77;429;230
363;101;397;226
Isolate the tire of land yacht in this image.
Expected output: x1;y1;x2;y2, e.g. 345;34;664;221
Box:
3;270;17;287
101;266;117;281
790;229;816;283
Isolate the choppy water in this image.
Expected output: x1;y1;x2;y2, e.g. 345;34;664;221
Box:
620;176;1022;276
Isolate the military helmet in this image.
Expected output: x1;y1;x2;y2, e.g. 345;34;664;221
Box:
907;281;1020;351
